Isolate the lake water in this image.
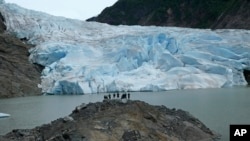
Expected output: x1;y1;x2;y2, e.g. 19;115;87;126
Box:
0;87;250;141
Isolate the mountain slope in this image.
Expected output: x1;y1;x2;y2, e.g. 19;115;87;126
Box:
0;12;41;98
212;0;250;29
87;0;250;29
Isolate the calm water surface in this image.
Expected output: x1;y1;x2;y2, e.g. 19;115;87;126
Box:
0;87;250;141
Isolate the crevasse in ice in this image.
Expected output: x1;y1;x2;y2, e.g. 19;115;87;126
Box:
0;3;250;94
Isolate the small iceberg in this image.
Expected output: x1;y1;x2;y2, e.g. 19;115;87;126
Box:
0;113;10;118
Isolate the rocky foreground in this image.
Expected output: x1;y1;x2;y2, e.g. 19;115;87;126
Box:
0;100;219;141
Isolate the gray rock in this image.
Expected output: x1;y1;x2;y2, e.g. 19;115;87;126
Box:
63;116;74;123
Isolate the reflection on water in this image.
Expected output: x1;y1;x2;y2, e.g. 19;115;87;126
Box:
0;87;250;141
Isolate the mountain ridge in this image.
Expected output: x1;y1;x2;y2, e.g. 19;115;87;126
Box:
87;0;250;29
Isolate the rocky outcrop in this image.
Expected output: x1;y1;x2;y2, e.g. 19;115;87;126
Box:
87;0;250;29
0;100;219;141
0;13;41;98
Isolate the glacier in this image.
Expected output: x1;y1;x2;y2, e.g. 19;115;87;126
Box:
0;3;250;94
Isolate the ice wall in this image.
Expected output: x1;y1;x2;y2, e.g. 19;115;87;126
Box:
0;3;250;94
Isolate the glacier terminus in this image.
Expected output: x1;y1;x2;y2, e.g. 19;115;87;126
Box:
0;2;250;94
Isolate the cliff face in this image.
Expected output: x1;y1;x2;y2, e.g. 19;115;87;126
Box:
87;0;250;29
0;13;41;98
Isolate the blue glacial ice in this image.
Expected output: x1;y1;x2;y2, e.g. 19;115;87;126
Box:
0;112;10;118
0;3;250;94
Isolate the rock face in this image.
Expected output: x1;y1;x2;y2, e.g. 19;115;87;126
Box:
0;100;219;141
212;0;250;29
87;0;250;29
0;13;41;98
244;70;250;85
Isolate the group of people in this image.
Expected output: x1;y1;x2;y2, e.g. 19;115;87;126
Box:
104;92;131;100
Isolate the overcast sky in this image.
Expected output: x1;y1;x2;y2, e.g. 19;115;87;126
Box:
4;0;117;20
